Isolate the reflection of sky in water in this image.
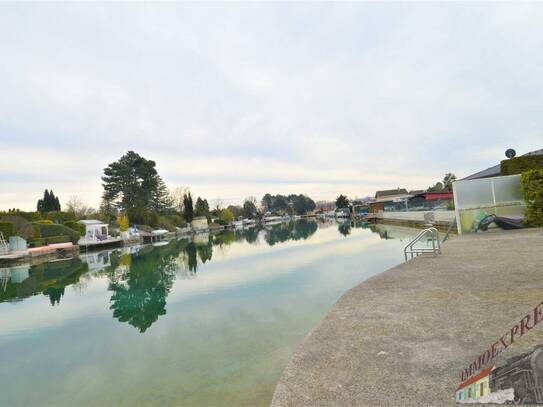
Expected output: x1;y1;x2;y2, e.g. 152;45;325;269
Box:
0;221;419;406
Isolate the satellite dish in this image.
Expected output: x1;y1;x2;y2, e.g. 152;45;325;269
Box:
505;148;516;158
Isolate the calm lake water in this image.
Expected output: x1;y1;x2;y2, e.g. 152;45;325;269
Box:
0;220;421;406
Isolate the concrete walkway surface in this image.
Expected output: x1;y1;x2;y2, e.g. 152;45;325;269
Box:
272;228;543;406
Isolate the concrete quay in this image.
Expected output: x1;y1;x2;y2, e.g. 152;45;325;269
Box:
272;228;543;406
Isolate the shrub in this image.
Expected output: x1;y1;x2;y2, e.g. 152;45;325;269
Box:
158;216;176;232
501;155;543;176
46;236;71;244
37;220;54;224
521;169;543;226
33;223;80;244
167;214;186;227
127;208;158;227
0;211;42;222
28;238;45;247
64;220;85;235
43;211;76;223
218;208;234;224
0;221;14;238
33;223;41;238
0;216;36;239
28;236;70;247
117;213;129;232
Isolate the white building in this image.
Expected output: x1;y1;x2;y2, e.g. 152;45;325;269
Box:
78;220;120;247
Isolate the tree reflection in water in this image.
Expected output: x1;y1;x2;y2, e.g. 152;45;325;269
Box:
1;220;321;333
264;219;318;246
338;222;352;236
105;222;319;332
108;243;180;333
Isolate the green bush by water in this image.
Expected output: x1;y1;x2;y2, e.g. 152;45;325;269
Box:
33;223;80;243
28;235;71;247
63;220;85;234
0;221;15;238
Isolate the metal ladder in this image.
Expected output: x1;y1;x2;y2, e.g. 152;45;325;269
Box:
0;232;9;255
404;227;441;261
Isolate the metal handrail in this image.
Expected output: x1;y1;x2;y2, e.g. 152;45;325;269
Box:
442;217;457;243
404;227;441;261
0;232;9;255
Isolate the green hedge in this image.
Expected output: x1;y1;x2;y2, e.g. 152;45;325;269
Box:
64;220;85;234
28;238;45;247
33;223;80;244
43;211;76;223
0;211;41;222
33;223;41;238
28;236;70;247
0;221;14;238
46;235;71;244
501;155;543;176
521;169;543;226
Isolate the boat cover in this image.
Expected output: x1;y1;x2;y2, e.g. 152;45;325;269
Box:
477;215;525;231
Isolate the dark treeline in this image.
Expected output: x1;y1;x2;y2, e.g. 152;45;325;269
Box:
37;189;61;212
261;193;316;215
4;151;319;238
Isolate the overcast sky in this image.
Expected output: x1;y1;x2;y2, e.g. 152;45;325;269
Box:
1;2;542;210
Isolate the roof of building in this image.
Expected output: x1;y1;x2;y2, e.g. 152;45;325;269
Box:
462;148;543;181
408;190;425;195
456;366;494;391
375;188;408;198
78;220;107;226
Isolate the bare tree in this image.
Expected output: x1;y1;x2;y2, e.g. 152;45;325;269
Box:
170;186;190;212
66;196;94;218
245;196;258;205
214;198;225;211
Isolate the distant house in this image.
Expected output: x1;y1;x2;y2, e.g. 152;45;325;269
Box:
373;188;411;212
462;148;543;180
374;188;409;201
408;191;453;210
77;220;120;247
78;220;110;241
191;216;209;232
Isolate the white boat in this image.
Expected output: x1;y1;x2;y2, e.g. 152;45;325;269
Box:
263;216;283;226
151;229;169;236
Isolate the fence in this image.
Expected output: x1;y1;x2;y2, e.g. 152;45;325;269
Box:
377;211;456;223
452;174;526;234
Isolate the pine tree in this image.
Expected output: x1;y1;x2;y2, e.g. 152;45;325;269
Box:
151;177;173;214
194;197;210;218
101;151;163;212
37;189;61;212
183;193;194;223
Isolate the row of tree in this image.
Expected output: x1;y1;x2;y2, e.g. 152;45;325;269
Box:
98;151;319;226
35;152;454;228
261;193;316;215
427;173;457;192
